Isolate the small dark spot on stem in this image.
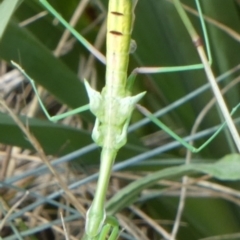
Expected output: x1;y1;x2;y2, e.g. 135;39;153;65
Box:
110;31;123;36
111;11;123;16
194;37;203;47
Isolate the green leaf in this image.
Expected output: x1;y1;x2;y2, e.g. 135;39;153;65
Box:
0;20;90;113
107;154;240;214
191;154;240;180
0;111;92;157
0;0;22;40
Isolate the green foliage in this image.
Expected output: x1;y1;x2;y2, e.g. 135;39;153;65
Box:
0;0;21;40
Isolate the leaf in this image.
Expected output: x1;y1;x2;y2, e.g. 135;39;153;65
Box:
0;111;93;157
107;154;240;214
0;0;22;40
192;154;240;180
0;20;90;114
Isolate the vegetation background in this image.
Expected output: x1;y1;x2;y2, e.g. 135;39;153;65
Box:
0;0;240;239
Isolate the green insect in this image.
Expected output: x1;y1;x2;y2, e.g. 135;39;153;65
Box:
12;0;240;239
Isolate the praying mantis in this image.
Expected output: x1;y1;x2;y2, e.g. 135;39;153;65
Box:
12;0;240;239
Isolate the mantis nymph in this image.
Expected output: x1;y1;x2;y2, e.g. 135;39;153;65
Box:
11;0;240;239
